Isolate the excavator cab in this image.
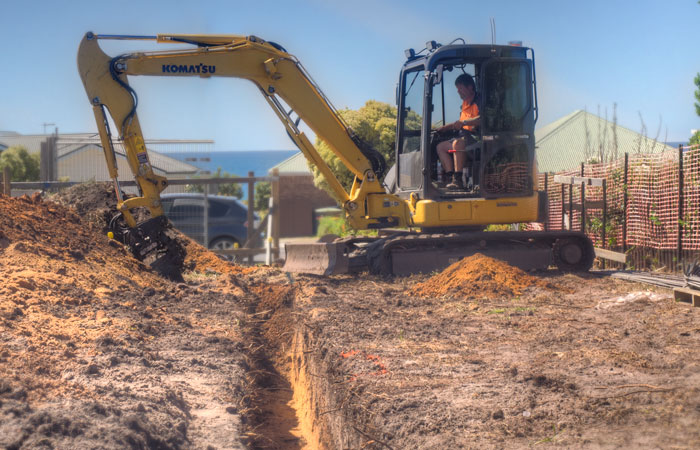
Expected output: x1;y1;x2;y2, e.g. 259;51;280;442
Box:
392;42;537;203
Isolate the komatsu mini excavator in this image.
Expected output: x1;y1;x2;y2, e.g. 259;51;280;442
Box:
77;32;594;276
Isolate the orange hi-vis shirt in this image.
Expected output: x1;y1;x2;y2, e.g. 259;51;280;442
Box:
460;100;479;131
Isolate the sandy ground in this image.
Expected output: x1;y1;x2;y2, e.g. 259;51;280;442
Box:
1;185;700;449
282;269;700;448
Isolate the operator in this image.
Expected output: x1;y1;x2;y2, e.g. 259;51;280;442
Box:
436;73;481;190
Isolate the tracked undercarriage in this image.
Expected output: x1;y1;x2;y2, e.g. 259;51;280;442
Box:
284;230;594;276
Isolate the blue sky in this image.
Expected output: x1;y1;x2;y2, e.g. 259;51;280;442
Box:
2;0;699;150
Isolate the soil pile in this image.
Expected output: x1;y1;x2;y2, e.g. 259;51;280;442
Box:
50;182;188;280
411;253;547;298
50;181;119;230
0;191;259;449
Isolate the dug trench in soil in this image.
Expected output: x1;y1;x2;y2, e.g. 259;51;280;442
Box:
238;273;378;449
0;187;317;449
255;256;700;449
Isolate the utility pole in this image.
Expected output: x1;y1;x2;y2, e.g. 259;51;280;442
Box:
42;123;56;135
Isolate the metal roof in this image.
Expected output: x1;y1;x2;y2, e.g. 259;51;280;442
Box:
535;110;675;172
263;110;678;176
269;151;312;175
0;133;202;176
60;142;200;175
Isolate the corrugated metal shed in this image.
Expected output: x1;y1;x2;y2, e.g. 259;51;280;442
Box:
0;133;203;181
58;143;200;180
535;110;675;172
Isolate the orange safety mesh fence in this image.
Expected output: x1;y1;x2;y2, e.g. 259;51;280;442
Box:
530;144;700;254
483;162;530;194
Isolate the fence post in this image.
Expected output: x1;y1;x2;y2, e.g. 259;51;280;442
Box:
271;168;280;262
602;178;607;269
623;153;628;269
39;135;58;182
568;183;573;231
602;179;607;249
678;144;684;271
561;183;565;230
580;163;586;233
543;173;548;231
2;167;10;196
247;171;255;265
203;183;209;250
266;195;273;266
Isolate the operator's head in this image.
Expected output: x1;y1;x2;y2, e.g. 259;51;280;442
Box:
455;73;476;103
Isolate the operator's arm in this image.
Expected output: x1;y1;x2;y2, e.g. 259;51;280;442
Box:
438;115;480;133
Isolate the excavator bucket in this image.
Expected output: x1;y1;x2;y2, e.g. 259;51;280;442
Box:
109;213;186;281
283;242;351;275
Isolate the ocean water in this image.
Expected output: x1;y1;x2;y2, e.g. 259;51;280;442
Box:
167;150;298;197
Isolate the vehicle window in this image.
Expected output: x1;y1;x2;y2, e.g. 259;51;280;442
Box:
432;65;477;129
482;142;531;195
226;202;246;218
170;204;204;218
398;68;425;190
173;198;203;208
400;69;424;152
161;199;173;214
482;61;530;132
208;200;230;218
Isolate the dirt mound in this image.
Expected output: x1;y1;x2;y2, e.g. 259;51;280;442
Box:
50;181;117;230
0;191;259;448
0;192;133;266
181;236;263;276
411;253;547;298
50;183;268;278
51;183;191;280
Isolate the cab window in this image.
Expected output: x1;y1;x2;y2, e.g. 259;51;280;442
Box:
482;62;530;132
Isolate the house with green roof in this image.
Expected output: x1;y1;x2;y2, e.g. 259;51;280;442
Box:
535;110;675;173
270;151;313;176
267;110;677;235
271;110;675;177
269;152;336;237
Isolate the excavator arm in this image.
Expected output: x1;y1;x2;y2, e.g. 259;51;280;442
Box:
77;32;410;234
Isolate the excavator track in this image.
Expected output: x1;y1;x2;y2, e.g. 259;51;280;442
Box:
284;231;594;276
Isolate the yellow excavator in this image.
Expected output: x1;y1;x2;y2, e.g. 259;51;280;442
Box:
77;32;594;276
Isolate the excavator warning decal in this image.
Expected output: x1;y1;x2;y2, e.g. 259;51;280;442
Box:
137;152;149;164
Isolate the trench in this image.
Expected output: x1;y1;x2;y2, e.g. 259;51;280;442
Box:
238;282;368;450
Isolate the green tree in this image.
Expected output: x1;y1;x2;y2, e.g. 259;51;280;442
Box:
254;181;271;212
695;73;700;117
692;74;700;146
691;131;700;147
0;146;40;182
310;100;399;199
185;167;243;198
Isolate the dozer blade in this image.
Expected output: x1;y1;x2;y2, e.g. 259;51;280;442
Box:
283;242;350;275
